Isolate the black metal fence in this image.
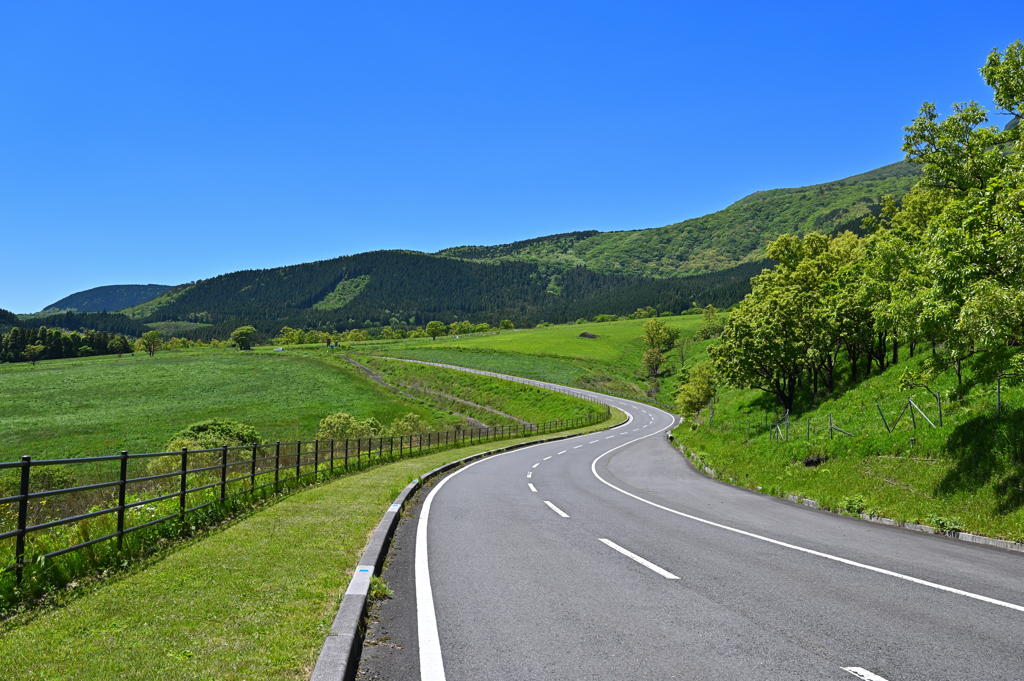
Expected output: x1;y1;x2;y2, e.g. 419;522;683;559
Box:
0;413;608;590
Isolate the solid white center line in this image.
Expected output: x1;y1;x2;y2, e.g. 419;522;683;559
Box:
843;668;890;681
543;456;552;460
528;483;537;493
527;471;532;478
557;450;566;455
544;500;569;518
599;538;679;579
532;463;540;468
573;445;582;449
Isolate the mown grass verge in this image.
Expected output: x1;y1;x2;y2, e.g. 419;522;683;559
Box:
0;411;625;680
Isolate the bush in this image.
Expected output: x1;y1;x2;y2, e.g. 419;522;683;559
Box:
166;419;265;451
675;362;718;416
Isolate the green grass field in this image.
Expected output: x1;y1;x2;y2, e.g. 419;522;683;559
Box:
0;349;445;463
347;316;706;399
0;410;627;680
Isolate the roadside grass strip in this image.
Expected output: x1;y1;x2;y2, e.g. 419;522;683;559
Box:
0;416;623;680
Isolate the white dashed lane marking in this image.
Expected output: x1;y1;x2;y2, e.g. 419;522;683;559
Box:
527;471;532;478
528;483;537;493
599;538;679;579
532;463;540;469
843;668;890;681
573;445;582;449
543;456;552;460
544;501;569;518
557;450;566;455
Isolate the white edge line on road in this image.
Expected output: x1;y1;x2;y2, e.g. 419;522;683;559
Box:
589;422;1024;614
544;500;569;517
599;538;678;579
843;668;890;681
416;439;555;681
528;483;537;493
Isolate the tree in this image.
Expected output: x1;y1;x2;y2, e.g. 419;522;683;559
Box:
500;319;514;330
426;321;447;340
231;325;257;350
675;361;718;417
137;330;163;357
642;318;679;353
22;343;44;366
642;347;665;377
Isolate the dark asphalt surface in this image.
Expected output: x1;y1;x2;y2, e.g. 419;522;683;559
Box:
359;373;1024;681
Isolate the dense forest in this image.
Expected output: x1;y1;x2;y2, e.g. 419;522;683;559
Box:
0;326;133;364
701;42;1024;412
35;284;173;315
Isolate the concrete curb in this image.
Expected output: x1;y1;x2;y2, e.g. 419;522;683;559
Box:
675;443;1024;556
309;425;619;680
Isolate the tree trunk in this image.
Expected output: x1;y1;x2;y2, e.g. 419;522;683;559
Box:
892;336;899;365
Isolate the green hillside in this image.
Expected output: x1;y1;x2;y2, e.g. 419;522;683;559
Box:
35;284;174;315
438;161;921;277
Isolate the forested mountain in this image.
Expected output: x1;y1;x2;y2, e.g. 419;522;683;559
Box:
37;284;173;314
9;159;922;344
438;161;921;277
115;251;765;340
0;308;20;333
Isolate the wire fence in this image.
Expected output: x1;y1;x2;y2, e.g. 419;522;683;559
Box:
0;411;609;592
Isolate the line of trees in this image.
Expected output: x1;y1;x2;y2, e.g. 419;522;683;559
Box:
707;42;1024;411
1;326;133;364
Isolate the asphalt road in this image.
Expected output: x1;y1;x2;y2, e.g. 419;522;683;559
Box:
359;372;1024;681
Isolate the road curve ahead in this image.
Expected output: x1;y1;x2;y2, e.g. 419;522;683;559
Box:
359;368;1024;681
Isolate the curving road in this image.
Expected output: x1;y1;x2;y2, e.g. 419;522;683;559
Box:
357;369;1024;681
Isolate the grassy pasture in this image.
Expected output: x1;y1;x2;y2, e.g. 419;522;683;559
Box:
0;349;443;463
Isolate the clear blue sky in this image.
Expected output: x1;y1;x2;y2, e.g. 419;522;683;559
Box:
2;2;1021;313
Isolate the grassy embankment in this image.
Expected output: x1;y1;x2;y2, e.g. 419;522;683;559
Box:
358;356;608;426
0;411;626;680
346;315;706;401
673;335;1024;542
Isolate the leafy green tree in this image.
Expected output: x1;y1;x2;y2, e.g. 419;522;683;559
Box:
22;343;44;366
642;318;679;353
500;319;514;330
642;347;665;377
426;321;447;340
137;330;163;357
107;336;129;357
379;325;396;340
675;361;718;416
231;325;257;350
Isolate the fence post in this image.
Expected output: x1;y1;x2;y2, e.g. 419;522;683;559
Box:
389;436;394;460
344;439;349;469
251;444;257;492
15;456;31;585
400;435;404;459
296;440;302;479
357;438;362;469
937;393;943;427
829;413;833;440
180;448;188;527
117;449;128;554
330;439;335;473
274;441;281;491
418;433;422;453
220;445;228;503
806;418;810;441
314;439;319;478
